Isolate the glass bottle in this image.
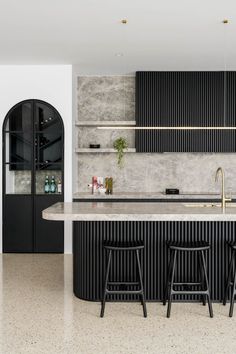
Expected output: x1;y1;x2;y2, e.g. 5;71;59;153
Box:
50;176;56;194
105;177;113;194
57;179;62;194
44;176;50;194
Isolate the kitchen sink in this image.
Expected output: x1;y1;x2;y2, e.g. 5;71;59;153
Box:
183;203;236;208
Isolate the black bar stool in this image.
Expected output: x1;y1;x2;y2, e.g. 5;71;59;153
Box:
223;242;236;317
163;241;213;318
100;240;147;318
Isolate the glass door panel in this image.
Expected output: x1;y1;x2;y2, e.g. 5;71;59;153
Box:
3;100;63;193
34;102;63;172
5;132;32;166
5;101;32;132
5;163;31;194
3;101;33;194
34;102;61;132
35;132;63;167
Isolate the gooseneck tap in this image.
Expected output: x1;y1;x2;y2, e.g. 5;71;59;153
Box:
215;167;231;211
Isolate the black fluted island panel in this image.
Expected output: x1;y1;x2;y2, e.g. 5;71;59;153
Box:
73;221;235;302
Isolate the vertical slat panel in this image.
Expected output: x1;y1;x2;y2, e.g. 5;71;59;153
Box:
73;221;236;302
136;71;236;152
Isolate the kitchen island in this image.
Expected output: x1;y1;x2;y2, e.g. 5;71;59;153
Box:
43;202;236;302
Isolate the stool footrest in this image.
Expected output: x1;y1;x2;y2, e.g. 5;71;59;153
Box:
107;281;140;286
172;282;202;286
172;290;209;295
106;290;142;295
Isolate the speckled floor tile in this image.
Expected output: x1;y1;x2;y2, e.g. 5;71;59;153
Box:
0;254;235;354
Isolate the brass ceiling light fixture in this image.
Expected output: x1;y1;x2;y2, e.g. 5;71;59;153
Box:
98;18;235;131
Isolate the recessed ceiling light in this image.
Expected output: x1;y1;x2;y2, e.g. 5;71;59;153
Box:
115;53;124;57
121;19;128;24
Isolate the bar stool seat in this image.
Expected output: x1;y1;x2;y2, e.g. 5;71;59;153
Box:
167;241;210;251
100;240;147;318
104;240;145;250
164;240;213;318
223;242;236;316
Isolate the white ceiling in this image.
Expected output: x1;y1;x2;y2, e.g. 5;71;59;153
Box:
0;0;236;74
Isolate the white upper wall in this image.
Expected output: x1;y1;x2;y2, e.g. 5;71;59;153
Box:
0;65;73;253
0;1;235;74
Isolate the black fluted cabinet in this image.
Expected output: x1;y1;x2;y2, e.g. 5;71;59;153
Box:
136;71;236;152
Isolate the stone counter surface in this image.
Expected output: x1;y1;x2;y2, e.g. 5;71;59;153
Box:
43;202;236;222
73;192;236;200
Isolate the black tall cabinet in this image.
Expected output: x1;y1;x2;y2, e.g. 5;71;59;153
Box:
2;99;64;253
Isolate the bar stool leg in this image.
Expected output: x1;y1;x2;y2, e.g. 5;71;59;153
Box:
229;264;236;317
136;249;147;318
223;250;235;306
167;250;177;318
136;252;144;307
100;250;112;318
200;250;213;318
197;252;206;306
163;250;175;306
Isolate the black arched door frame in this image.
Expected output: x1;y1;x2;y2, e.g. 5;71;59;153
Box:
2;99;64;253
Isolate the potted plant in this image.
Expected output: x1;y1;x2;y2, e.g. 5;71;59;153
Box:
113;137;128;168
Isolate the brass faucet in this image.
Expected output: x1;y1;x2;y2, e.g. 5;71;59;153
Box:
215;167;231;211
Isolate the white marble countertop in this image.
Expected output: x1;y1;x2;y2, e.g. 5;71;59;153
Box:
73;192;231;200
43;202;236;222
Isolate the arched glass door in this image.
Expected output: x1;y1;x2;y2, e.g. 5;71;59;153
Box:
3;99;64;253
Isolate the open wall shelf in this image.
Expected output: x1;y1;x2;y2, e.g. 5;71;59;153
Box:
75;148;136;153
75;120;136;127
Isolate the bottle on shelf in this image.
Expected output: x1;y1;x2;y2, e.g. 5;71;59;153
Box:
105;177;113;194
57;179;62;194
44;176;50;194
50;176;57;193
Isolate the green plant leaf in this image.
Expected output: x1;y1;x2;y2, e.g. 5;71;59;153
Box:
113;137;128;168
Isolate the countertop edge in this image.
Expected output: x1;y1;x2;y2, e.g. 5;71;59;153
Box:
42;211;236;222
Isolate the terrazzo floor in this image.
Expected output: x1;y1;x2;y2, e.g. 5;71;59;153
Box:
0;254;235;354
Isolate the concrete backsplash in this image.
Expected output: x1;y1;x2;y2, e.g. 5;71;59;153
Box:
76;76;236;194
76;153;236;194
77;76;135;121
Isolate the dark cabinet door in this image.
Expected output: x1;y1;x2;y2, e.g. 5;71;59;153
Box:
136;71;236;152
34;195;64;253
3;195;33;252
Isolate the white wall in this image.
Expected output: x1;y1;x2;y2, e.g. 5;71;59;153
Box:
0;65;73;253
